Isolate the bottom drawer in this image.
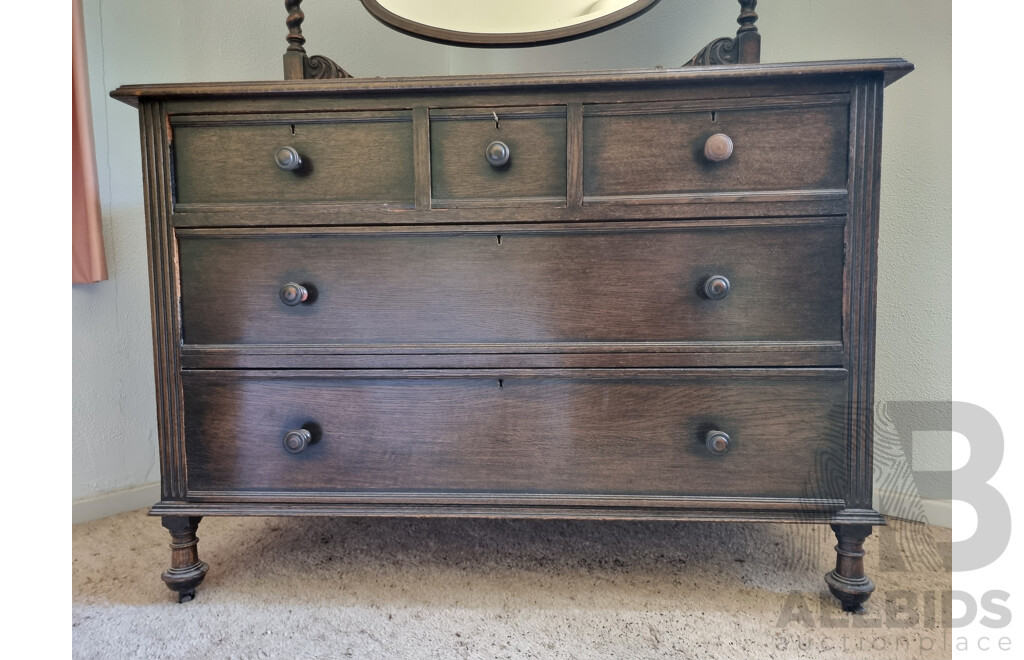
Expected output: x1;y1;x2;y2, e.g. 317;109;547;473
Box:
181;370;848;501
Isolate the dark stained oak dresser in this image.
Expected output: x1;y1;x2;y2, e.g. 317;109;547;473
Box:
112;56;913;610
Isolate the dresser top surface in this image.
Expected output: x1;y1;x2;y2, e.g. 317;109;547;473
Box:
111;58;912;107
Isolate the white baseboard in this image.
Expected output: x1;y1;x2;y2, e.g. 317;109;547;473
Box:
874;487;952;528
73;483;160;524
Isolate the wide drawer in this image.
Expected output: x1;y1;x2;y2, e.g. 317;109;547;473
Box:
171;112;415;205
178;222;844;348
583;96;849;200
430;107;567;205
182;370;848;500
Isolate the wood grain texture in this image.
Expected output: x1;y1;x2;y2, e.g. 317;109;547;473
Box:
181;370;848;499
177;223;843;347
430;107;567;203
583;99;848;197
172;112;415;205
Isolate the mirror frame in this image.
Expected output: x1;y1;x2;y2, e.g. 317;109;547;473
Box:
358;0;662;47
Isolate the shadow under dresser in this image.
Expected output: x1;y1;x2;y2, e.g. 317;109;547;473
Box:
111;58;913;610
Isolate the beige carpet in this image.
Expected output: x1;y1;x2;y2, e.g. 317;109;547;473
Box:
72;510;951;659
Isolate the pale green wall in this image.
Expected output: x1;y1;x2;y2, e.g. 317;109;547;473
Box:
74;1;950;520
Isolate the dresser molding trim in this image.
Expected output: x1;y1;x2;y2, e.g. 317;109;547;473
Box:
110;59;913;107
581;93;849;116
173;215;846;236
180;340;845;355
429;107;567;121
157;86;858;117
431;197;567;209
171;191;847;216
183;492;846;510
172;190;848;211
179;367;849;381
140;102;188;501
179;342;845;371
843;77;884;511
581;189;847;207
169;110;413;127
180;352;843;370
169;198;848;226
149;501;885;526
566;102;584;208
412;106;432;210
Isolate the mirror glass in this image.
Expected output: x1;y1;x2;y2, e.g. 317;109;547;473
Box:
360;0;661;46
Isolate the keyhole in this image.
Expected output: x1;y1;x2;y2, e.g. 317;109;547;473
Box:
496;235;502;245
710;111;717;123
290;124;296;135
492;111;500;130
498;379;504;388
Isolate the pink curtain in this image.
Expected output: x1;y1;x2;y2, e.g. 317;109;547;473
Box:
72;0;108;284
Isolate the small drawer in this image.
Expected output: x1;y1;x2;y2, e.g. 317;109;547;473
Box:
583;96;849;200
182;370;848;500
430;107;567;205
171;112;415;205
177;223;844;348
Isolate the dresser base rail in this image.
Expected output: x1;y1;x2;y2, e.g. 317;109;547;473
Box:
150;500;884;526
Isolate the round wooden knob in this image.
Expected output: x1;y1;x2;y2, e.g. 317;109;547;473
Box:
705;430;731;456
283;428;313;454
279;282;308;306
274;146;303;171
703;275;731;300
704;133;734;162
485;141;511;167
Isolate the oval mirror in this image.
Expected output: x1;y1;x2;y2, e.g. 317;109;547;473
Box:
359;0;662;47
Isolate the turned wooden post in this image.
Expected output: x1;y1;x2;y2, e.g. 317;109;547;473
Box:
282;0;352;80
734;0;760;64
825;523;876;612
161;516;209;603
283;0;307;80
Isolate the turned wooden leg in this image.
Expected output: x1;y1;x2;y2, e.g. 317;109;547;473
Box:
161;516;209;603
824;523;875;613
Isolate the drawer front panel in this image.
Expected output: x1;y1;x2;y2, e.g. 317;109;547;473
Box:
583;98;849;199
430;107;567;203
178;223;844;347
172;113;415;205
183;371;848;499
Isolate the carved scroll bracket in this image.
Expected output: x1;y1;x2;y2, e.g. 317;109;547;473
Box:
685;0;760;66
284;0;353;80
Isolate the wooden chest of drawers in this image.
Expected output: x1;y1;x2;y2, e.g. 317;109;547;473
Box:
112;58;912;610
